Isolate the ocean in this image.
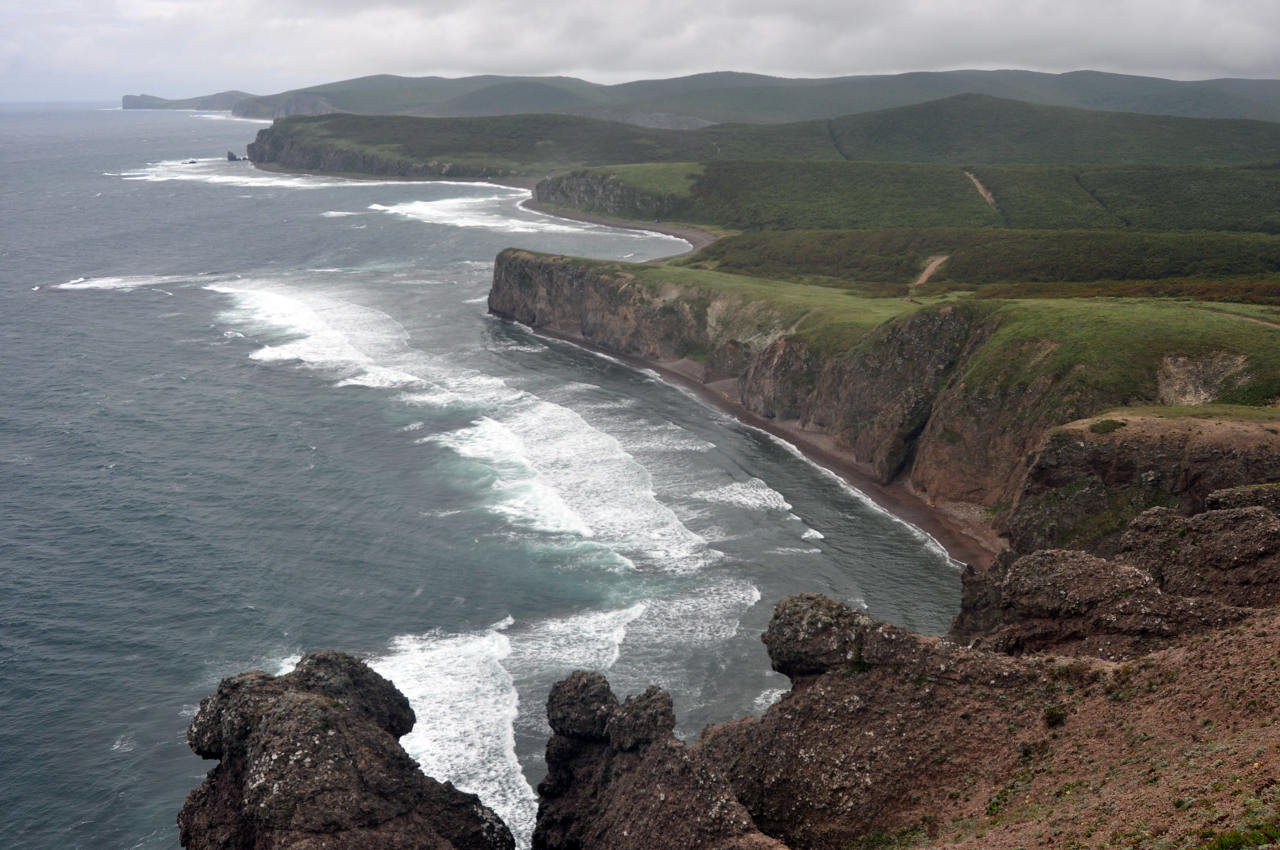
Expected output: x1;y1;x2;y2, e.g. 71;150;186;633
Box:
0;104;959;849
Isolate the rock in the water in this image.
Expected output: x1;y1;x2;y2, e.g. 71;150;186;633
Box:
534;671;787;850
227;150;240;161
178;650;514;850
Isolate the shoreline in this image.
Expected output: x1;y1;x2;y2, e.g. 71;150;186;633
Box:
520;324;1006;570
247;161;1001;567
520;199;719;257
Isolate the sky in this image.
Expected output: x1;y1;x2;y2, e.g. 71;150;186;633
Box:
3;0;1280;102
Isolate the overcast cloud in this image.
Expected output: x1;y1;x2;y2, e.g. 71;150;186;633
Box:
4;0;1280;102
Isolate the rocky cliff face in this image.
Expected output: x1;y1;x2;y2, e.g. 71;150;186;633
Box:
534;672;787;850
178;651;513;850
1004;415;1280;556
533;171;686;221
234;93;339;120
246;126;518;181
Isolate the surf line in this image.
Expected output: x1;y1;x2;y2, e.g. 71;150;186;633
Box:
489;315;1001;570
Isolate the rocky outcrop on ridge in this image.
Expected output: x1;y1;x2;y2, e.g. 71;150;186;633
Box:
1004;415;1280;557
534;670;787;850
177;650;513;850
1119;504;1280;608
952;547;1250;659
696;594;1050;848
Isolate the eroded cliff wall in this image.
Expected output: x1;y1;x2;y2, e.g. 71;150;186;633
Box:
488;251;1169;523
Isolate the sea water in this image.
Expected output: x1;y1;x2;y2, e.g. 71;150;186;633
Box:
0;105;959;849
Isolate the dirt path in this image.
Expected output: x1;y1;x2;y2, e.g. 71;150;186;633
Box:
908;254;949;300
1192;305;1280;331
963;170;997;209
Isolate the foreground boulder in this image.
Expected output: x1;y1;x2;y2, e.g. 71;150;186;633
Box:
534;670;787;850
178;650;513;850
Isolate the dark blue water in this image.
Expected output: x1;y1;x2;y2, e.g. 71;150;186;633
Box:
0;105;959;849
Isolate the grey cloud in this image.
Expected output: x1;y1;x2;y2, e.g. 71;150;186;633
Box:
5;0;1279;101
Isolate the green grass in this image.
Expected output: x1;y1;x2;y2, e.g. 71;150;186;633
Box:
1094;404;1280;422
579;162;705;196
677;228;1280;298
829;95;1280;165
958;299;1280;409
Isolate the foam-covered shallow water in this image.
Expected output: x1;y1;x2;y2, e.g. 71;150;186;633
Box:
0;105;959;849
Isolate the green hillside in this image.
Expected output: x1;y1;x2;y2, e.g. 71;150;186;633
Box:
677;228;1280;301
250;94;1280;186
828;95;1280;164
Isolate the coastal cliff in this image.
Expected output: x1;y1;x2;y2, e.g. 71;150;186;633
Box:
246;121;523;181
532;170;687;221
488;250;1280;558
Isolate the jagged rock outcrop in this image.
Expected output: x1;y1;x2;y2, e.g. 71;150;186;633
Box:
1004;415;1280;557
178;651;513;850
952;548;1249;658
1119;503;1280;607
696;594;1053;848
535;671;788;850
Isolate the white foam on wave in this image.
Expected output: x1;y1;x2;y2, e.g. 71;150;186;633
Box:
689;478;792;512
205;282;425;389
321;210;363;218
434;417;593;537
628;579;760;648
753;687;787;713
521;203;689;250
801;527;826;540
435;398;716;572
370;628;533;843
54;274;188;291
745;426;962;568
370;195;591;235
112;158;411;189
507;603;647;679
110;733;137;753
371;604;645;847
189;112;271;124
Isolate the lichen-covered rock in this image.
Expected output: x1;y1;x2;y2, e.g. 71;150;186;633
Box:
178;651;514;850
533;672;786;850
699;594;1052;848
1120;504;1280;607
761;593;871;679
1206;482;1280;513
960;549;1249;658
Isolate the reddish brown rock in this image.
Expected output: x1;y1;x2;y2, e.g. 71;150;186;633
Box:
699;595;1050;848
1119;504;1280;608
958;549;1249;659
534;671;787;850
178;651;513;850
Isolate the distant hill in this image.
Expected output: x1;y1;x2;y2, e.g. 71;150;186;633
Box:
248;94;1280;187
126;69;1280;126
826;94;1280;164
122;91;256;111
